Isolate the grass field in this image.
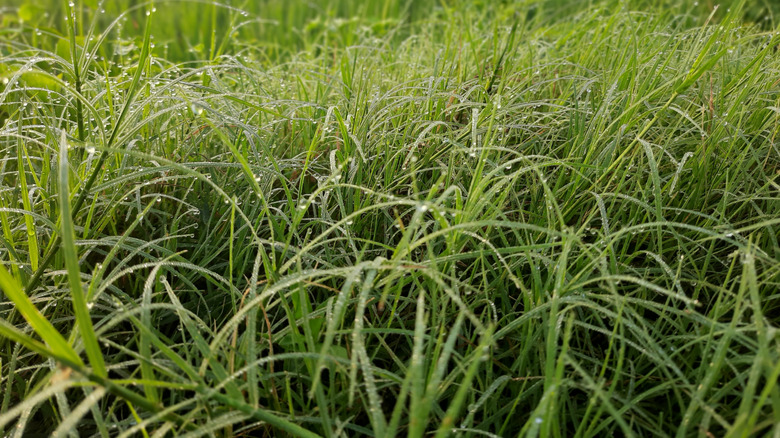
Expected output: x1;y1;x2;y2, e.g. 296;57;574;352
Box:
1;0;779;436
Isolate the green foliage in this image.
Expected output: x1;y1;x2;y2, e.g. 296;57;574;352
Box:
1;0;779;436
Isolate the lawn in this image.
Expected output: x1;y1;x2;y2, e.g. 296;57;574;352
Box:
0;0;779;436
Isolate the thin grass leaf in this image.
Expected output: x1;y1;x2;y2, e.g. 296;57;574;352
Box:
0;265;81;366
58;130;106;377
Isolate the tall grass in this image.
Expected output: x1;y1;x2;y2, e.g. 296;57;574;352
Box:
1;0;779;436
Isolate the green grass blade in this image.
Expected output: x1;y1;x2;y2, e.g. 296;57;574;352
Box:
0;265;81;366
58;131;106;378
433;325;495;438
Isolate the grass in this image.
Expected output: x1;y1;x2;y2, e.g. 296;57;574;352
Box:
1;0;779;436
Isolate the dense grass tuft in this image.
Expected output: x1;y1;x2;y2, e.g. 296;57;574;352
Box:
1;0;779;436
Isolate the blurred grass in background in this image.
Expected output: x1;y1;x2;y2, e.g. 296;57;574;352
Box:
1;0;778;63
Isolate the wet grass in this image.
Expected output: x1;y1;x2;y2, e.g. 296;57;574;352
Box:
1;0;779;436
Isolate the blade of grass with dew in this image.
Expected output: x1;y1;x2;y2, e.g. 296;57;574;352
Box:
433;325;495;438
23;6;155;295
58;130;106;377
16;125;38;272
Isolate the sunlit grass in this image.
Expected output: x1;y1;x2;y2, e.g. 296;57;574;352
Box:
1;0;779;436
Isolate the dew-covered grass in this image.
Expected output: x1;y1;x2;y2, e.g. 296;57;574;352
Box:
1;0;779;436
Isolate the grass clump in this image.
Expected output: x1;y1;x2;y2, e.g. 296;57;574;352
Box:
1;0;779;436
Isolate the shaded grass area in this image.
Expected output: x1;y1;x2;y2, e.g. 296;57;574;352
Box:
1;0;779;436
